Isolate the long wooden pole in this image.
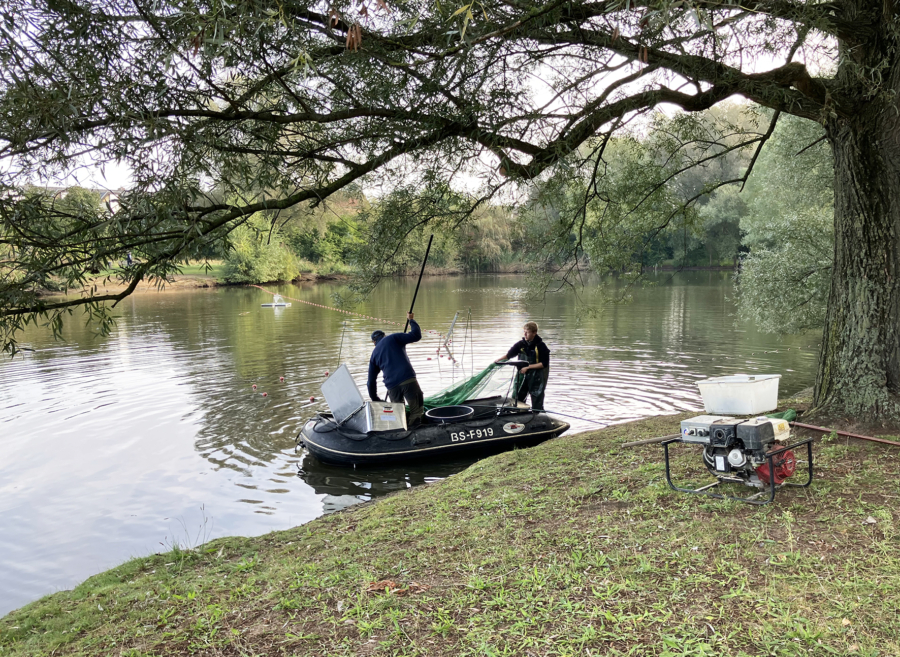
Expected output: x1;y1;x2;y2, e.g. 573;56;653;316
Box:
405;234;434;332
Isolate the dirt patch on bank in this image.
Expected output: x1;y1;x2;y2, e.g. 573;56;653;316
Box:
66;266;537;297
68;272;328;296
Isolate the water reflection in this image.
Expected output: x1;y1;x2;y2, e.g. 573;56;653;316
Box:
296;451;474;512
0;273;820;615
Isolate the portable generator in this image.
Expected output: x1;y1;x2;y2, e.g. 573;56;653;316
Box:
663;415;813;504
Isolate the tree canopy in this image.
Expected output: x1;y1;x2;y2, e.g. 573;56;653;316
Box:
2;0;898;421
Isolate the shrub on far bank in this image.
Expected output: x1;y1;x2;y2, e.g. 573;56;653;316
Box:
223;217;299;284
315;260;354;276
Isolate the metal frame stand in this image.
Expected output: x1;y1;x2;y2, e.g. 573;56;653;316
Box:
662;437;814;505
496;360;529;416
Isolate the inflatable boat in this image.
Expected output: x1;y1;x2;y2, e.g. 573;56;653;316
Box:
297;396;570;466
297;362;570;466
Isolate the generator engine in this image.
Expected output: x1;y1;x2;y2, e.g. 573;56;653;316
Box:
680;415;795;487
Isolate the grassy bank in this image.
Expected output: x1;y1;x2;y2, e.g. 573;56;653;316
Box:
3;400;899;656
175;262;229;279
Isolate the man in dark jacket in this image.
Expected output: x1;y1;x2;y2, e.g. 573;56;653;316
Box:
368;312;425;427
495;321;550;410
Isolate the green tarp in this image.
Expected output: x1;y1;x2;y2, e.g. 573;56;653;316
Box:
423;363;508;410
766;409;797;422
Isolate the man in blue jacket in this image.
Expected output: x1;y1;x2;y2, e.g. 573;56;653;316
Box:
367;312;424;427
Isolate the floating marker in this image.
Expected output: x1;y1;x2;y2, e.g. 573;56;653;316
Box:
279;376;285;382
324;371;329;376
262;392;267;397
310;396;316;402
427;357;432;360
252;384;257;389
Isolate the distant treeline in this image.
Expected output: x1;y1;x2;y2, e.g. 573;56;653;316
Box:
219;106;832;293
40;104;832;338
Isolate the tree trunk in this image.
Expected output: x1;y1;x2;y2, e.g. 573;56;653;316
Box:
816;87;900;421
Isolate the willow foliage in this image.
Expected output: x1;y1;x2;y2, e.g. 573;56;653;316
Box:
736;114;834;333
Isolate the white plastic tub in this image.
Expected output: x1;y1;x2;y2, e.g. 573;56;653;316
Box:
696;374;781;415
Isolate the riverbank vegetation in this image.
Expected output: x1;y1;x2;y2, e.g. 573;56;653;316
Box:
3;400;899;655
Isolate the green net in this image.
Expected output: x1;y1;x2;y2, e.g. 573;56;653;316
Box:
423;362;516;410
766;409;797;422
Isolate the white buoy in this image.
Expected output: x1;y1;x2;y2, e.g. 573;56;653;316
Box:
262;294;292;308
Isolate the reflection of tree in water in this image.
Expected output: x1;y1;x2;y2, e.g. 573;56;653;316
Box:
191;367;328;477
192;394;301;476
296;451;479;515
193;413;303;516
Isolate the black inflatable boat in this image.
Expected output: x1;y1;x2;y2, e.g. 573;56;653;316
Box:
298;396;570;466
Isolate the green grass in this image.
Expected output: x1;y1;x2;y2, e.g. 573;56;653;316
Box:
85;261;227;282
175;261;227;279
2;405;899;656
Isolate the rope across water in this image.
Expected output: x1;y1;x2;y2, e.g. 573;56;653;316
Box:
250;284;446;338
250;286;820;367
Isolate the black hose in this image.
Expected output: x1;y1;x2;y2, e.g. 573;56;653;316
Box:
541;409;607;426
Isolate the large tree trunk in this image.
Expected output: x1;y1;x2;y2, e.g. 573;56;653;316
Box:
816;86;900;421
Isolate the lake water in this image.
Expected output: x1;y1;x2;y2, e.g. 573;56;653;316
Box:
0;273;819;615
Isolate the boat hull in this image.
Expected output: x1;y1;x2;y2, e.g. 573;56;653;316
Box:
299;409;570;466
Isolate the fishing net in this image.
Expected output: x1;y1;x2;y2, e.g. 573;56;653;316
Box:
423;362;518;410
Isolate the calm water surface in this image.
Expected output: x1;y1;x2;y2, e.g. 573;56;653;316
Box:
0;273;819;614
